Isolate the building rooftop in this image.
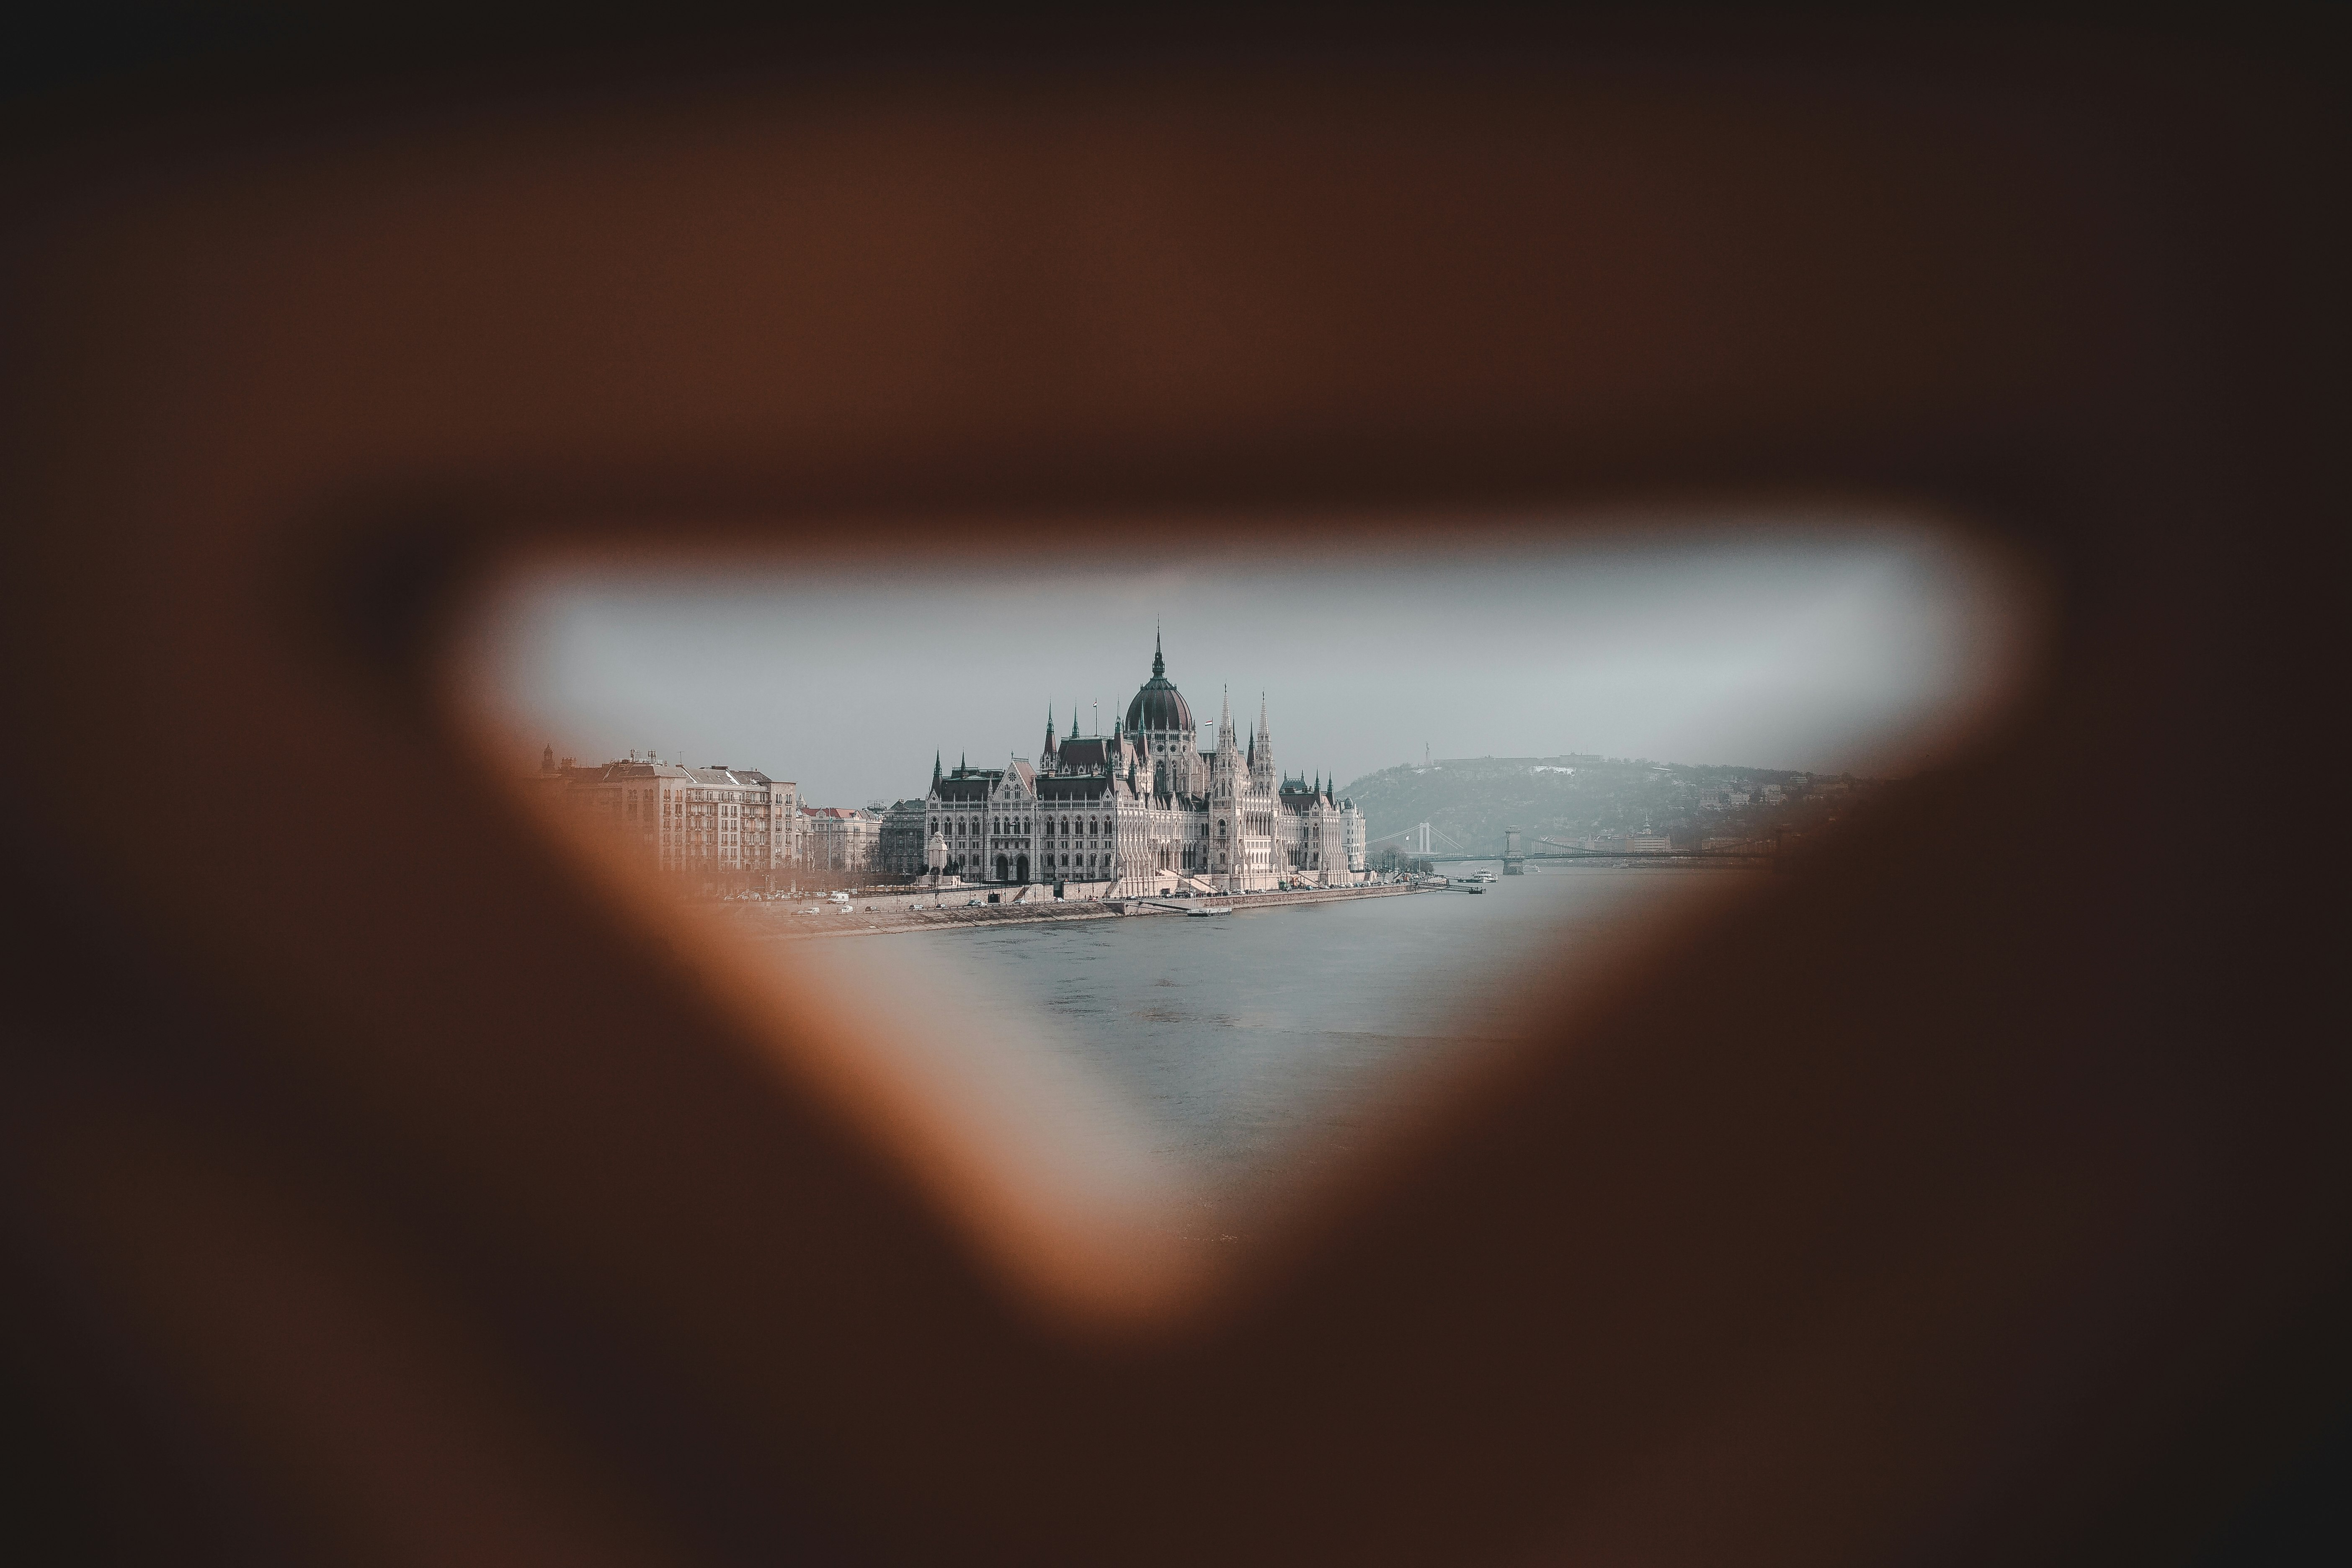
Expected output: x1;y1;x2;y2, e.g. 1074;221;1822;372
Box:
1123;631;1195;734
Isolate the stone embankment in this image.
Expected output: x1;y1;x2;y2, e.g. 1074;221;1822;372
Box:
730;880;1415;941
1122;884;1415;916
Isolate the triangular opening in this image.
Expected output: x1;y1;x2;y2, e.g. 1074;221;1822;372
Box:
444;511;2045;1325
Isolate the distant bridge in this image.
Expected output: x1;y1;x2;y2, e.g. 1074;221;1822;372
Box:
1413;847;1780;864
1382;827;1785;867
1367;820;1467;857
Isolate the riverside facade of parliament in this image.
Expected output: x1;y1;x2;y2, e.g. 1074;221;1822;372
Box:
925;636;1367;896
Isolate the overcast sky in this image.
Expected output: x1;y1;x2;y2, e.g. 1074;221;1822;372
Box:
453;515;2038;806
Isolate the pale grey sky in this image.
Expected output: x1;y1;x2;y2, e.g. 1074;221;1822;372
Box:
454;515;2037;806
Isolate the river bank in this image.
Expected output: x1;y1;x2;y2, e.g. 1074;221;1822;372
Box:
728;880;1416;941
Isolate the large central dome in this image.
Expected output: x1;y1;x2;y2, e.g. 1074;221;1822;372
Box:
1124;633;1195;735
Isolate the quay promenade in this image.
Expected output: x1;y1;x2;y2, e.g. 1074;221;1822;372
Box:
729;879;1414;942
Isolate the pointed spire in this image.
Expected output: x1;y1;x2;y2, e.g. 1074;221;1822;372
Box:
1153;624;1164;679
932;750;943;787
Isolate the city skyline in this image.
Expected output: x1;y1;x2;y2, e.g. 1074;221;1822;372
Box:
457;517;2035;807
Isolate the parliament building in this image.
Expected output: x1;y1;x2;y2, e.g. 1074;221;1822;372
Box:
925;635;1366;896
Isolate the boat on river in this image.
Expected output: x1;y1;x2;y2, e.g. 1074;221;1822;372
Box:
1187;905;1234;916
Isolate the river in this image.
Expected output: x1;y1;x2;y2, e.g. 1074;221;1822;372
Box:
790;864;1760;1245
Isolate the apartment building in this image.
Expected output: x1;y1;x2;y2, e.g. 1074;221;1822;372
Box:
801;805;881;874
536;750;800;883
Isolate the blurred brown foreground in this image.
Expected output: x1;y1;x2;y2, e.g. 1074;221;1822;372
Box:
0;11;2344;1567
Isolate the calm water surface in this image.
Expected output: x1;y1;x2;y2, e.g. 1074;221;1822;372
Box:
874;865;1755;1240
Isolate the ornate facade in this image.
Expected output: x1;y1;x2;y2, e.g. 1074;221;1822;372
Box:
924;635;1366;896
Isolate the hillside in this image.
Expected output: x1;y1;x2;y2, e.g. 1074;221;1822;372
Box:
1338;754;1875;857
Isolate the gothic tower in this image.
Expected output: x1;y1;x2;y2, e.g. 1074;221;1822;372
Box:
1251;693;1275;793
1212;687;1240;799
